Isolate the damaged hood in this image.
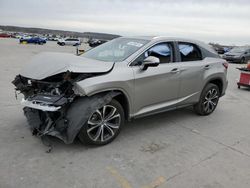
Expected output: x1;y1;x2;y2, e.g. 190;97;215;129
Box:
20;52;114;80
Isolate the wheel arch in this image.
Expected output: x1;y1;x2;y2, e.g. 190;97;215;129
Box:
206;78;223;96
87;89;131;121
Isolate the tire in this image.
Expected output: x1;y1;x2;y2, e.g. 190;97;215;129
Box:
194;83;220;116
240;57;246;64
78;99;125;145
61;42;65;46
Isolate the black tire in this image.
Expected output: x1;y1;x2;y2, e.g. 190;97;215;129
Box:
61;42;65;46
240;57;246;64
78;99;125;145
194;83;220;116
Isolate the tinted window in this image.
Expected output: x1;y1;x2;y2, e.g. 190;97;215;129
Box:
134;43;173;65
178;43;202;62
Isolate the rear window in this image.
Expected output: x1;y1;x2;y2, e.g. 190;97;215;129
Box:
178;42;202;62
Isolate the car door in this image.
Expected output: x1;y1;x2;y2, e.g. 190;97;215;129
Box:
131;42;182;117
175;42;205;105
65;39;72;45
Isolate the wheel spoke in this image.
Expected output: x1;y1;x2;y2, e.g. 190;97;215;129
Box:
211;89;218;99
102;105;107;119
101;126;104;142
207;90;212;98
105;107;117;120
106;122;119;129
87;119;101;126
96;109;103;119
208;102;214;112
104;125;115;137
87;124;101;133
93;126;102;141
204;103;209;112
106;113;121;122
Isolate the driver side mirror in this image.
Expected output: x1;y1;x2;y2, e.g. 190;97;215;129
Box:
141;56;160;70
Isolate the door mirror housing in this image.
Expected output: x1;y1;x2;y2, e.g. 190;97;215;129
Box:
141;56;160;70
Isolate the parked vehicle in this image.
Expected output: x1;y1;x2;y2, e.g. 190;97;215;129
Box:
48;37;59;41
13;36;228;146
223;47;250;64
57;38;80;46
0;33;11;38
20;36;46;45
88;39;107;48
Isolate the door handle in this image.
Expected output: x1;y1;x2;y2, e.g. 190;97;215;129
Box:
171;68;180;73
204;65;210;70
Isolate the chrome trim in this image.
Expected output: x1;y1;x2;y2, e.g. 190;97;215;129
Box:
21;98;61;111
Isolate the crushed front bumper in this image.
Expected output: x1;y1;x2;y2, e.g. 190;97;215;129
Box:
21;91;119;144
21;98;61;111
21;94;70;111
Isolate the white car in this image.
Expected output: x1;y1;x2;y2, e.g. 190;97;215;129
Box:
57;38;81;46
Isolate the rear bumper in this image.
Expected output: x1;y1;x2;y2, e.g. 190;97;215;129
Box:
221;80;228;96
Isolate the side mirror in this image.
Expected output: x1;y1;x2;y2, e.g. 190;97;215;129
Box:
141;56;160;70
244;51;248;54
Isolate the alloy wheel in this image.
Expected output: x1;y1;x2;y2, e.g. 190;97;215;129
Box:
87;105;121;142
203;88;219;113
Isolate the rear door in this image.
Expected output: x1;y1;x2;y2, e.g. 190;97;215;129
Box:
175;42;205;105
132;42;182;116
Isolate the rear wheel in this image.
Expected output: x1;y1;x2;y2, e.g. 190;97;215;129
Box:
240;57;246;64
78;99;124;145
194;83;220;116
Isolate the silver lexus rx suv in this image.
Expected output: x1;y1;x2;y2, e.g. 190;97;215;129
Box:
13;36;228;146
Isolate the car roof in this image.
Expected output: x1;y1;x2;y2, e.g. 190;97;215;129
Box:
120;36;217;55
122;36;204;43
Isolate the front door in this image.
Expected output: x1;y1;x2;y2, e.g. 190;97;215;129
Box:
132;42;181;116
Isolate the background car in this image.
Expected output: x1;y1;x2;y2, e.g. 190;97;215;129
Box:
88;39;107;47
57;38;81;46
0;33;11;38
19;36;46;45
223;47;250;63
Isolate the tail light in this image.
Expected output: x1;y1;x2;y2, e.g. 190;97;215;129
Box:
222;62;229;69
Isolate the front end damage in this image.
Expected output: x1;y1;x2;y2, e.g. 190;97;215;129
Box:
12;72;118;144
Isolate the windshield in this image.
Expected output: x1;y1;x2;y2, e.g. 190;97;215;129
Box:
230;47;247;53
82;38;149;62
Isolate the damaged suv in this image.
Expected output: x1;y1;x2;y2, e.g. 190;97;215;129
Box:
13;37;228;145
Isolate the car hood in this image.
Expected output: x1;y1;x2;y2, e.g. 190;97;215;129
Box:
20;52;114;80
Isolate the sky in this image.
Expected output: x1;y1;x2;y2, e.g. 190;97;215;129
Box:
0;0;250;45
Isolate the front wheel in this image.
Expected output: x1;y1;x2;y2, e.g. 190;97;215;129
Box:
194;83;220;116
78;99;124;145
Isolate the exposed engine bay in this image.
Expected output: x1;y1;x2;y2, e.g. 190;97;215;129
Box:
12;71;119;145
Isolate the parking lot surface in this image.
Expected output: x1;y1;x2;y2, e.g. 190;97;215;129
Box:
0;38;250;188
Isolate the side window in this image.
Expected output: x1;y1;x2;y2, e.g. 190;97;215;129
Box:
178;43;202;62
133;43;173;65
